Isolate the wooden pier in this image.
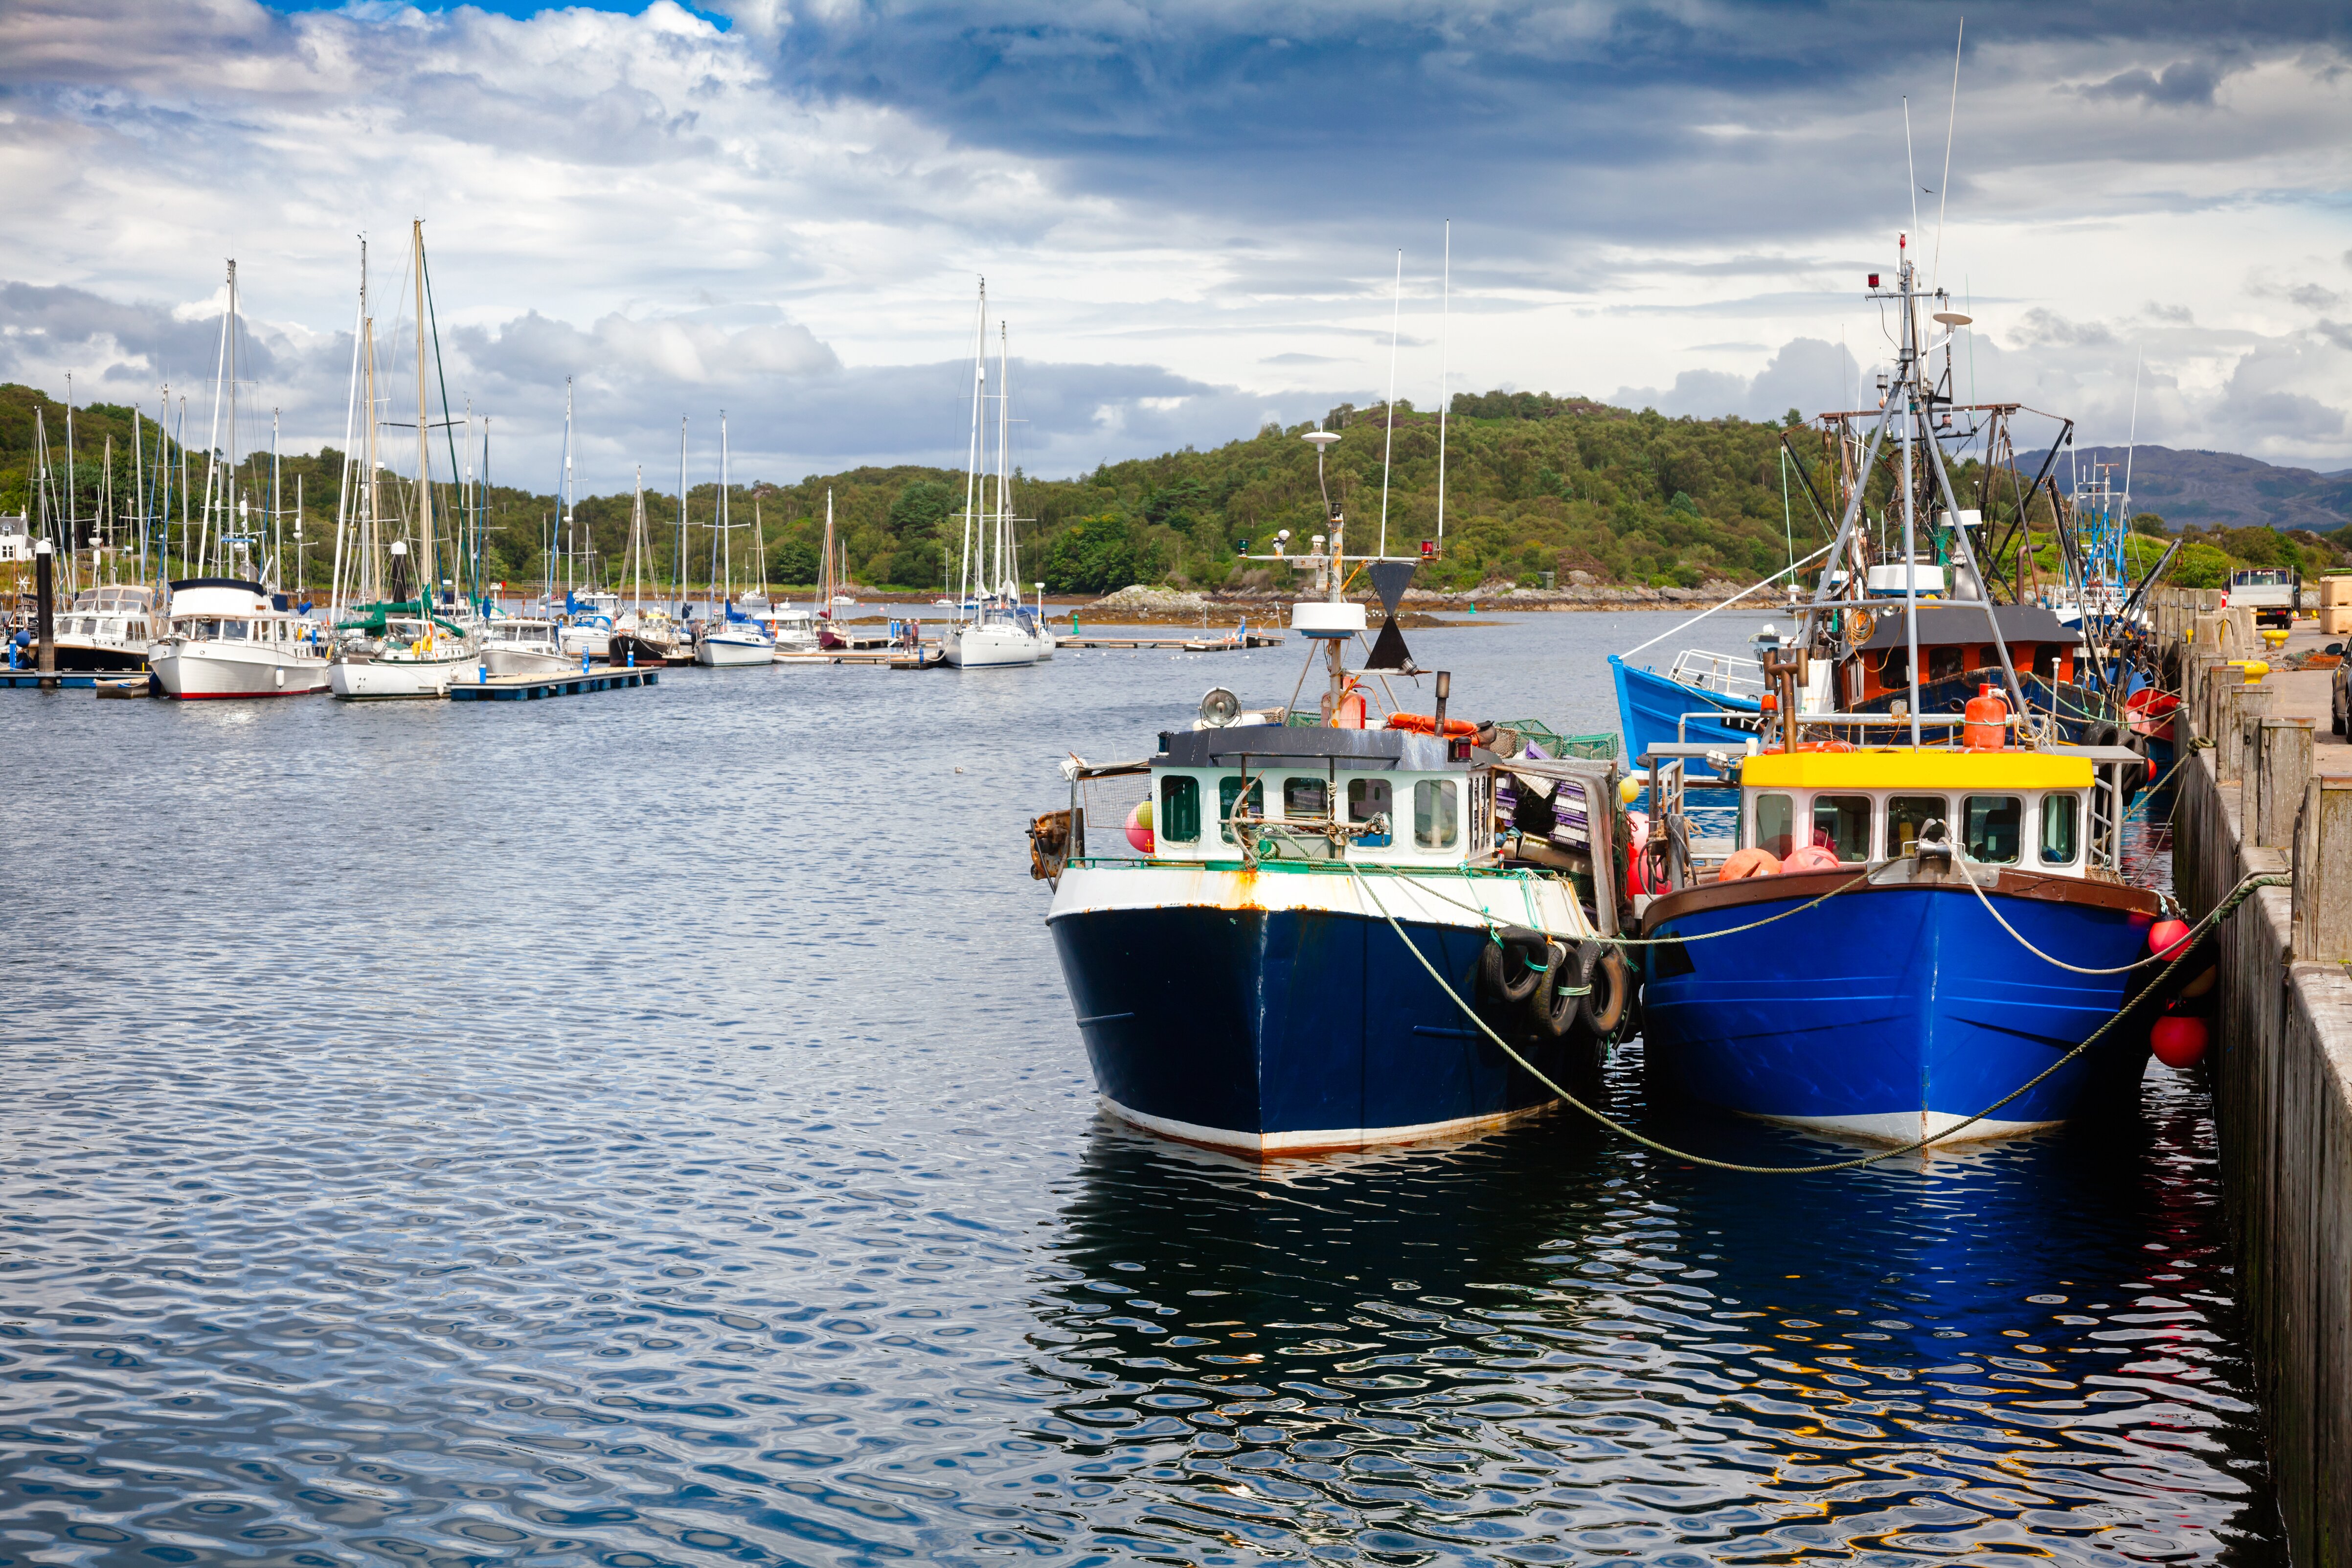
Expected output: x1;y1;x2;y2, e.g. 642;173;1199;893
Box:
2;670;125;690
776;647;942;669
449;667;659;701
1058;631;1283;652
2153;586;2352;1566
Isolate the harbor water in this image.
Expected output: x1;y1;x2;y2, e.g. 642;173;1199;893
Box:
0;612;2281;1564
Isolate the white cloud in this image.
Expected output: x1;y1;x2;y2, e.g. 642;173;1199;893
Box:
0;0;2345;487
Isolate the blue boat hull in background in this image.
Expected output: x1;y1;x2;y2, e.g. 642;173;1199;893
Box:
1610;655;1762;771
1642;876;2155;1142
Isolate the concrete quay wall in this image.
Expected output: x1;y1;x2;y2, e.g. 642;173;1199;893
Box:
2176;705;2352;1565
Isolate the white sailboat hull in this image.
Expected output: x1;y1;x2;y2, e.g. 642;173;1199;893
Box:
558;626;611;658
485;645;580;678
696;631;775;667
944;622;1042;669
329;653;474;701
151;642;332;699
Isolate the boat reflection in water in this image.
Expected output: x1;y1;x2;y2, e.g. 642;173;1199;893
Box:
1017;1068;2273;1562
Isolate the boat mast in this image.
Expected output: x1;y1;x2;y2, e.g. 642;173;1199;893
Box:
412;220;435;612
822;490;834;613
995;318;1009;604
1437;219;1449;560
362;312;381;603
562;378;574;606
676;415;687;610
958;278;985;618
331;240;363;615
719;411;731;609
1900;236;1921;748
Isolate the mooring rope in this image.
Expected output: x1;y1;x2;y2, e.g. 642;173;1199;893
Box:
1348;864;2271;1175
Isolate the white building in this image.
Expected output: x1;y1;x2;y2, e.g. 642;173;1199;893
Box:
0;517;30;564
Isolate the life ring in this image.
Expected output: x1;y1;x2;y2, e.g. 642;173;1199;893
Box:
1478;926;1549;1005
1530;942;1584;1039
1796;739;1855;752
1580;944;1630;1038
1386;710;1478;739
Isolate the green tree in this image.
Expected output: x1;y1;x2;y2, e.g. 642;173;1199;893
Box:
2130;511;2168;535
1041;513;1159;592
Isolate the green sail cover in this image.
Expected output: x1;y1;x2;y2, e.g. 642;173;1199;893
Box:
336;600;468;636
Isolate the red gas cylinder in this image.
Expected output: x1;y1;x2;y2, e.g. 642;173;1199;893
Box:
2151;1015;2209;1070
1963;682;2009;750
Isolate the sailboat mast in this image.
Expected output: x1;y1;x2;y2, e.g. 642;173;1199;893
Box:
996;319;1010;601
562;378;574;604
226;264;240;577
958;278;985;613
412;220;434;609
720;411;731;607
677;415;687;608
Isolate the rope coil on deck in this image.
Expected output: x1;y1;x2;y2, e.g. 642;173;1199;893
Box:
1351;864;2287;1175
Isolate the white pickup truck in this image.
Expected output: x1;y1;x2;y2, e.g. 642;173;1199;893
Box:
2227;568;2301;629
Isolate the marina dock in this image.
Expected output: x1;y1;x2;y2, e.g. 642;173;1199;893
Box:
1058;630;1283;651
448;667;659;701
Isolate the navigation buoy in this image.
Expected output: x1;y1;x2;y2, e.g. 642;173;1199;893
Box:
2151;1015;2208;1069
2148;919;2192;959
1125;800;1155;854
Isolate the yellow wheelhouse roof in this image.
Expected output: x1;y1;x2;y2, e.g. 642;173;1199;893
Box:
1740;748;2095;790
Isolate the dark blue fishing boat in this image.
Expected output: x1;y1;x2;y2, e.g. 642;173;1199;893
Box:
1035;438;1637;1155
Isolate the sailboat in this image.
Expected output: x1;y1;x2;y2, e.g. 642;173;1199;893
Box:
331;221;479;700
149;258;333;699
694;413;775;667
944;284;1052;670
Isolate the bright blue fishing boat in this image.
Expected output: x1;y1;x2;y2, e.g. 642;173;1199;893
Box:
1628;239;2170;1144
1639;747;2160;1141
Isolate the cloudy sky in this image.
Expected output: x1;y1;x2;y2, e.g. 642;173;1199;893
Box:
3;0;2349;492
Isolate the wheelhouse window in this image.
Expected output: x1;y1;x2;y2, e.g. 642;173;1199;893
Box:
1413;779;1459;850
1347;778;1392;848
2032;644;2058;681
1928;645;1965;682
221;619;249;640
2040;793;2079;866
1751;792;1795;857
1885;795;1946;858
1160;776;1200;844
1283;776;1330;820
1965;795;2022;864
1813;795;1871;863
1217;775;1264;845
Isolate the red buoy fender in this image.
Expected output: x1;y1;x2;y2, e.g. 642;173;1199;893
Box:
2148;919;2192;959
2151;1015;2208;1070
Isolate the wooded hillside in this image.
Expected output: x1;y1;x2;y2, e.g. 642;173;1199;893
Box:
3;381;2341;595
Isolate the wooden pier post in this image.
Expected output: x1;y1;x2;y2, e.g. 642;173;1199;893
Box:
2206;663;2245;753
2222;683;2271;785
2257;717;2317;850
2293;776;2352;961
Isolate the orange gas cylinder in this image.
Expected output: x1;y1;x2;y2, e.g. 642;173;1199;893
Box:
1963;682;2009;750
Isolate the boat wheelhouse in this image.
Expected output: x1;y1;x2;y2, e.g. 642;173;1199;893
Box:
49;585;160;673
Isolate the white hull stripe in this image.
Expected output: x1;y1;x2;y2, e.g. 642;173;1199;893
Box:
1101;1094;1557;1156
1747;1108;2060;1146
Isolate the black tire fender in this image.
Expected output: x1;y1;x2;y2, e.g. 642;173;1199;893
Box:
1479;926;1549;1005
1531;942;1587;1039
1580;943;1631;1038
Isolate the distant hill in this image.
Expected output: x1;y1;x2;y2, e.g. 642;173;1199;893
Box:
2022;444;2352;534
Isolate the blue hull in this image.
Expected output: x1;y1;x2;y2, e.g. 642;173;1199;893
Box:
1048;905;1596;1153
1644;879;2152;1141
1610;655;1762;772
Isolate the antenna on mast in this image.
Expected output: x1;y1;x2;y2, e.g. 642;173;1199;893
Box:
1932;18;1963;291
